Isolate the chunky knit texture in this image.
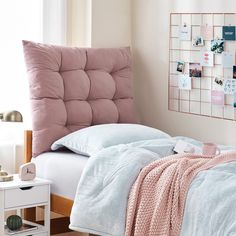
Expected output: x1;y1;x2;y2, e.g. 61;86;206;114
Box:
125;152;236;236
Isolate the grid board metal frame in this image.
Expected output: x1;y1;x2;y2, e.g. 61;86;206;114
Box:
169;13;236;121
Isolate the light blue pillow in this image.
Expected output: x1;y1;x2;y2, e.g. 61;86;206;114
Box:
51;124;171;156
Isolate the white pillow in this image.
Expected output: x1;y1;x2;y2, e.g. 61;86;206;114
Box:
51;124;171;156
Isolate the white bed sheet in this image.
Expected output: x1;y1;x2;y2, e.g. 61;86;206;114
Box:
32;151;88;200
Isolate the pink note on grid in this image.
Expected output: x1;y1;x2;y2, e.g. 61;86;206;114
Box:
211;90;224;106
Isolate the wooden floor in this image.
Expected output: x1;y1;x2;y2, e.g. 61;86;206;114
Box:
34;209;97;236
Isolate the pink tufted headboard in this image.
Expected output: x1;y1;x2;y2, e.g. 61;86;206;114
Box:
22;41;137;157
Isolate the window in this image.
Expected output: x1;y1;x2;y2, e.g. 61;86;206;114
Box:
0;0;43;126
0;0;67;127
0;0;67;173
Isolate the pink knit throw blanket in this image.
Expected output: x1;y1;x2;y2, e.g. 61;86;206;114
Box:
125;152;236;236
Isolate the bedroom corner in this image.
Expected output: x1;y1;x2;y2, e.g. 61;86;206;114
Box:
1;0;236;236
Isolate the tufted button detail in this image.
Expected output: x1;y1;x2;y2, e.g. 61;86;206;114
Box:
87;70;116;99
89;99;119;124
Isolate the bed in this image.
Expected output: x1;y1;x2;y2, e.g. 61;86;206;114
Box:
22;40;138;233
23;40;236;236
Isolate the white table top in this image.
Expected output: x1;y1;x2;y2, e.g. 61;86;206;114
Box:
0;174;51;190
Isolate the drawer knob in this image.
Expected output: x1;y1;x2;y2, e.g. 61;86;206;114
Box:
19;186;33;191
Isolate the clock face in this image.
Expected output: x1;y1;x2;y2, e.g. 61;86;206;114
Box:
19;163;36;181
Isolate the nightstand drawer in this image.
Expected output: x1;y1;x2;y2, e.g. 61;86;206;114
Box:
4;185;49;208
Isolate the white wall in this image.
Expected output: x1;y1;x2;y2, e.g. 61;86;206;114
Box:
132;0;236;146
68;0;131;47
90;0;131;47
67;0;91;46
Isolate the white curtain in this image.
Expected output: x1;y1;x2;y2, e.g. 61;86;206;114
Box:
0;0;67;128
0;0;43;128
0;0;67;173
42;0;67;46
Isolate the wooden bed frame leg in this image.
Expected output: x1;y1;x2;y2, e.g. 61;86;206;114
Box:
24;130;32;163
23;131;36;222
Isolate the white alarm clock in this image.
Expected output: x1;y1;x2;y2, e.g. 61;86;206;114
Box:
19;163;36;181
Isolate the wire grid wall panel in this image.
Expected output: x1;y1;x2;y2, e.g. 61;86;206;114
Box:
168;13;236;120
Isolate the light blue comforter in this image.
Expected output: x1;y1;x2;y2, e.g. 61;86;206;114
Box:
69;137;236;236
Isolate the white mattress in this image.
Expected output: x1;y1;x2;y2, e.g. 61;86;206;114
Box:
32;151;88;200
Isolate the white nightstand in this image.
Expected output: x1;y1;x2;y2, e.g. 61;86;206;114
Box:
0;174;51;236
